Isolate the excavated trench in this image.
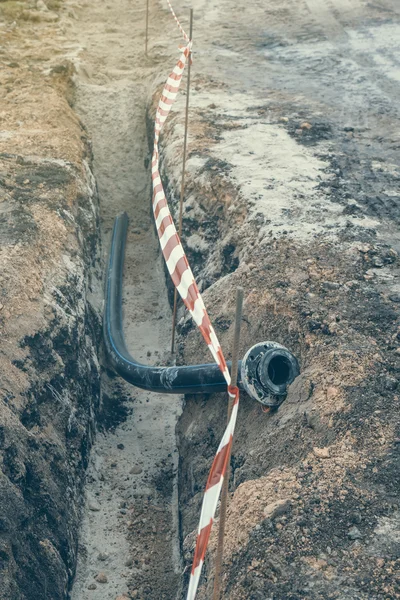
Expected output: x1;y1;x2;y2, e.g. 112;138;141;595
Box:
67;0;400;597
67;1;186;598
69;0;301;595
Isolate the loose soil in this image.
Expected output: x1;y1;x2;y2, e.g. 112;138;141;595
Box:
0;3;101;598
1;0;400;599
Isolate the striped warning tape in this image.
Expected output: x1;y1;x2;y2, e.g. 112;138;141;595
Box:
151;3;240;598
166;0;190;42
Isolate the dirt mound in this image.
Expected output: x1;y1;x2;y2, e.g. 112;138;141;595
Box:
0;7;101;598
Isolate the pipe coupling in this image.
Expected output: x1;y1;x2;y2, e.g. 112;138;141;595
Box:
241;341;300;407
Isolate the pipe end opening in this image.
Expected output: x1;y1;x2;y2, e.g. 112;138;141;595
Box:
267;355;292;386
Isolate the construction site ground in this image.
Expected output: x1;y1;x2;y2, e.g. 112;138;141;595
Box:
0;0;399;599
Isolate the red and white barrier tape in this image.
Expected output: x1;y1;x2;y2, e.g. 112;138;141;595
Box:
151;3;240;598
166;0;190;42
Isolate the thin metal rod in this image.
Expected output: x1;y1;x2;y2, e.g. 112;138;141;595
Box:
145;0;149;56
213;287;244;600
171;8;193;354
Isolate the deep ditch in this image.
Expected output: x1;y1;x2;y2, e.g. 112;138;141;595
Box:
69;0;184;598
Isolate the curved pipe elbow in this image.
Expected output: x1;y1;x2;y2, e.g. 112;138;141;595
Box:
103;212;300;405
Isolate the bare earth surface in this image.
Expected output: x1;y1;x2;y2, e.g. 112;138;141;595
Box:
1;0;400;599
162;1;400;598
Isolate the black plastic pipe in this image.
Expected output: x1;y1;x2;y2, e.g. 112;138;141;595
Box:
104;212;241;394
103;212;300;403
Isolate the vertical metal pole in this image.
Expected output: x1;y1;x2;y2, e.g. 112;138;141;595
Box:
145;0;149;56
171;9;193;354
213;287;244;600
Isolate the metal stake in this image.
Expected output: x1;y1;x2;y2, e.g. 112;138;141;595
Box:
145;0;149;56
213;286;244;600
171;8;193;354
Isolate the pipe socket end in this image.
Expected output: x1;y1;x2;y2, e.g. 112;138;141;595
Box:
241;341;300;407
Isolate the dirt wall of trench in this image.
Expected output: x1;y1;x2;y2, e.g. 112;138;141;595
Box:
171;157;400;600
0;4;103;598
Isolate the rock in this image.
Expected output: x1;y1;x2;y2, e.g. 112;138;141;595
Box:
22;8;58;21
95;572;108;583
116;596;130;600
130;466;143;475
383;376;398;391
328;322;339;334
36;0;48;10
308;319;321;331
304;411;321;431
322;281;340;290
88;583;97;590
89;500;101;512
326;386;339;400
97;552;109;561
301;122;312;130
348;526;362;540
372;256;384;268
389;294;400;303
376;558;385;567
313;447;330;459
124;557;133;567
117;443;125;450
263;499;290;519
42;9;58;23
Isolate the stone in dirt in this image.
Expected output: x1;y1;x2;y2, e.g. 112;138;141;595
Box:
313;446;331;459
348;526;363;540
95;572;108;583
89;499;101;511
130;465;143;474
389;294;400;303
97;552;109;561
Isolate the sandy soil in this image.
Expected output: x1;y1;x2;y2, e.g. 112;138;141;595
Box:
67;1;182;599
